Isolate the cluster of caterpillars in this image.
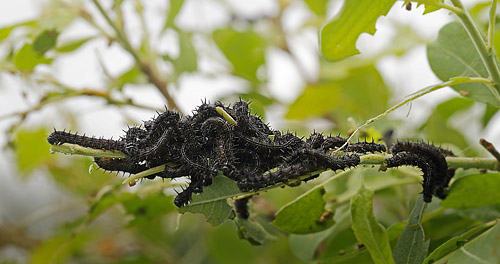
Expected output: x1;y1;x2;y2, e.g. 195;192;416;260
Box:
47;100;454;214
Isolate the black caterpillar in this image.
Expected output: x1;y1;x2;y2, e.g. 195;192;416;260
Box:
47;100;392;208
385;142;455;202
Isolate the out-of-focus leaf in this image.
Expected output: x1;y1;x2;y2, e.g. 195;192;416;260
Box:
0;20;36;42
235;217;276;245
113;65;147;90
273;184;334;234
419;97;473;149
456;204;500;222
15;128;52;174
37;0;81;31
320;0;396;61
287;65;389;121
14;43;53;71
423;222;494;264
33;29;59;54
164;0;185;29
213;28;266;83
447;222;500;263
303;0;328;16
428;22;499;106
441;173;500;209
392;196;429;264
56;37;94;53
481;104;498;128
289;227;334;262
29;232;94;264
88;189;135;222
171;32;197;80
122;193;175;226
350;185;394;264
178;175;243;226
48;158;116;196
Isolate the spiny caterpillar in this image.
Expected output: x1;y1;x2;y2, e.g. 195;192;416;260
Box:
47;100;452;211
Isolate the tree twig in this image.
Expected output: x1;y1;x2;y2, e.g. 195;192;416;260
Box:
479;138;500;163
90;0;181;112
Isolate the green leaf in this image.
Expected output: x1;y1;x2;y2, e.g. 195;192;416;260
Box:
88;188;135;221
427;22;499;106
441;173;500;209
14;43;53;71
122;193;175;226
272;184;334;234
29;232;94;264
423;222;494;264
48;158;116;196
289;228;335;262
287;65;389;121
350;185;395;264
15;128;52;174
178;175;244;226
320;0;396;61
481;104;499;128
235;217;276;245
213;28;266;82
171;31;197;79
113;65;147;90
392;196;429;264
419;97;474;149
33;29;59;54
414;0;445;14
447;222;500;263
303;0;328;16
0;20;36;42
56;37;94;53
164;0;185;29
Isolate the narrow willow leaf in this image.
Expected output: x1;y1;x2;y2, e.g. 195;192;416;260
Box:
392;196;429;264
178;175;244;226
447;222;500;263
423;222;495;264
320;0;396;61
351;185;395;264
56;37;94;53
441;173;500;209
272;184;334;234
0;20;36;42
427;22;500;106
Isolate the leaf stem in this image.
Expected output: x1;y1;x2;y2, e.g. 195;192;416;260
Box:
488;0;497;50
450;0;500;101
337;77;493;152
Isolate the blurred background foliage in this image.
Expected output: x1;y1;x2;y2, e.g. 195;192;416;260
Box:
1;0;500;263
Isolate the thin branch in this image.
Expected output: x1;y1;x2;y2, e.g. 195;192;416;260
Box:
336;77;493;152
48;144;500;183
450;0;500;102
90;0;181;112
479;138;500;163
